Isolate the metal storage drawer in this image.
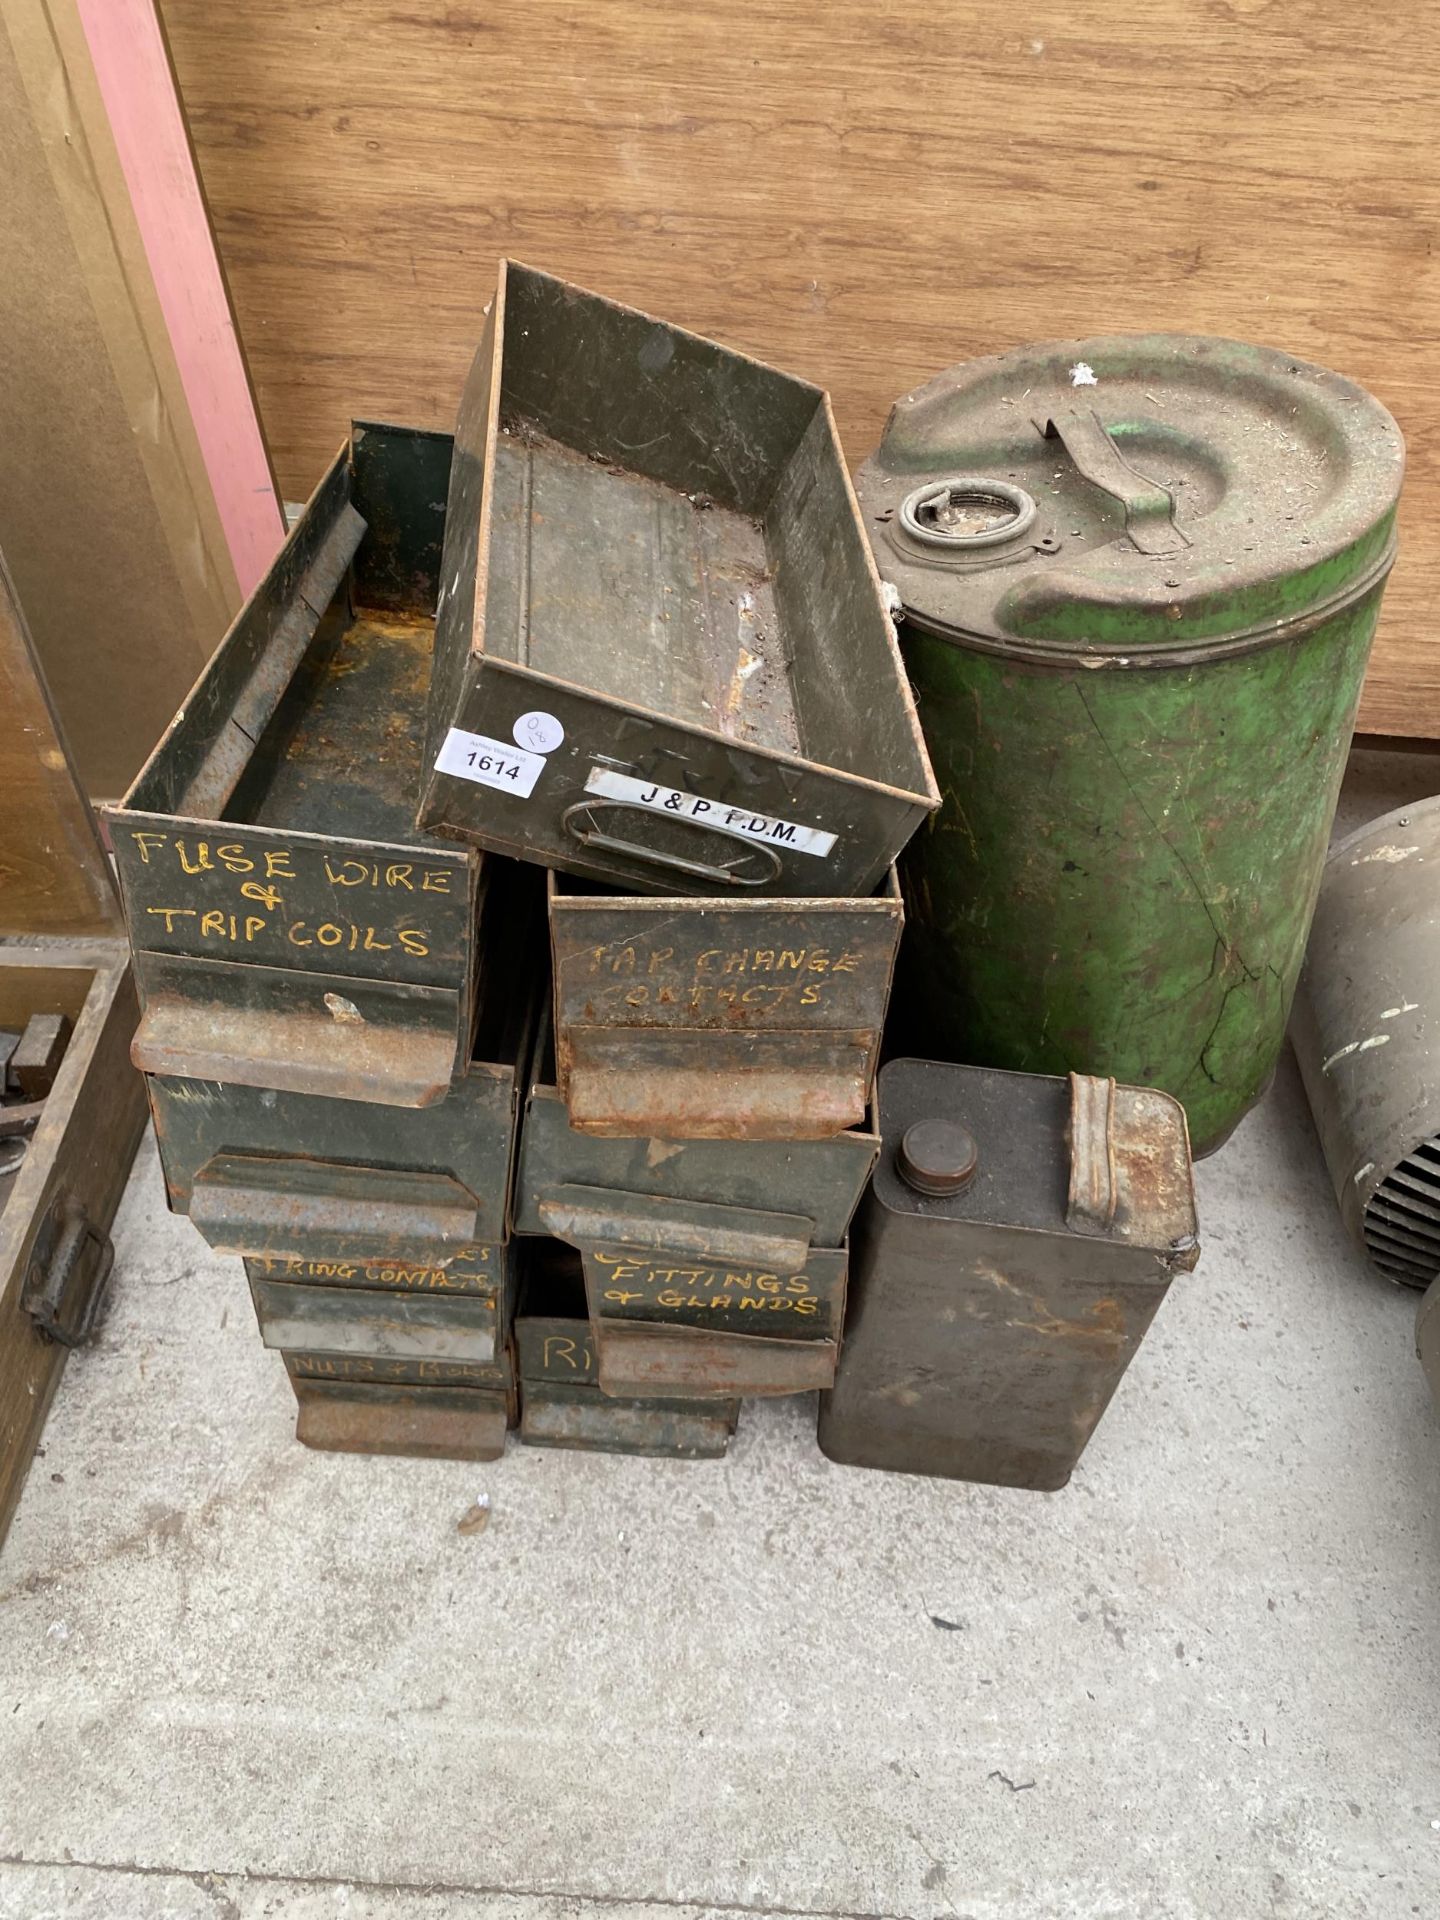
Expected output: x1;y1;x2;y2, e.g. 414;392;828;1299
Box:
150;861;542;1267
249;1272;499;1363
109;422;482;1109
417;261;937;899
547;867;902;1138
286;1373;511;1461
514;1053;873;1397
515;1240;738;1458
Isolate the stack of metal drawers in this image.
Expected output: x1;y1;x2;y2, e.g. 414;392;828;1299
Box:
105;262;939;1464
424;263;935;1460
109;424;536;1461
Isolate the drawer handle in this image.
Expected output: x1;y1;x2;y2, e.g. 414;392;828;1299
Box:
561;800;781;888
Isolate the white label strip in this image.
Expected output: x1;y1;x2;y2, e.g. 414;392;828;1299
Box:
434;728;547;799
583;766;837;858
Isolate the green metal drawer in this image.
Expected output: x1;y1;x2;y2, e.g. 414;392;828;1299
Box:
515;1240;738;1458
417;261;936;900
514;1051;872;1396
109;422;481;1109
547;867;901;1139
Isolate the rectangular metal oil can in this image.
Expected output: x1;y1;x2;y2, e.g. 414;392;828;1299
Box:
416;261;937;899
109;422;483;1110
514;1028;874;1397
817;1059;1200;1491
548;867;901;1138
149;859;544;1268
515;1238;738;1459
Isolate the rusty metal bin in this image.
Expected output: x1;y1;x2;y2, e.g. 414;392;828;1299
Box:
818;1058;1200;1490
513;1021;875;1398
149;861;544;1270
283;1351;513;1462
109;421;482;1109
417;260;937;898
515;1239;738;1459
248;1253;504;1365
1292;795;1440;1288
547;867;902;1138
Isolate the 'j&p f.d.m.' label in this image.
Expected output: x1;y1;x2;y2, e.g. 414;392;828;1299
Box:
435;728;547;798
583;767;837;858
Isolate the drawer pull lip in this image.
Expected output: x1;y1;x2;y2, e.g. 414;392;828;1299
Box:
189;1153;483;1264
560;800;781;888
536;1182;814;1268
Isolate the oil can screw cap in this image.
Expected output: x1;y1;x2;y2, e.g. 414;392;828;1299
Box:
899;478;1037;549
898;1119;979;1195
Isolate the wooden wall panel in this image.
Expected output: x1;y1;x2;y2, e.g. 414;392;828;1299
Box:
160;0;1440;737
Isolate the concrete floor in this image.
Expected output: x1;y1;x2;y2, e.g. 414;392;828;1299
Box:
3;753;1440;1920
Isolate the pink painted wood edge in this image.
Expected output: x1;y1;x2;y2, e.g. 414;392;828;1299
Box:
75;0;283;596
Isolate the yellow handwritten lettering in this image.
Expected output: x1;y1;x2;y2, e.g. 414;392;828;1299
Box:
362;928;393;952
397;929;430;958
244;916;267;942
833;951;861;974
265;849;296;880
799;984;822;1006
146;906;196;933
383;863;413;890
696;949;722;973
324;858;369;887
130;830;168;864
316;923;344;947
215;843;254;874
647;947;674;973
542;1335;583;1371
239;881;283;911
199;910;227;938
420;869;453;894
288;922;313;947
176;839;214;875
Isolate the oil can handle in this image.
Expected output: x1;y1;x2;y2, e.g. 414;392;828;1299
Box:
561;800;782;889
1037;408;1190;557
1066;1072;1119;1236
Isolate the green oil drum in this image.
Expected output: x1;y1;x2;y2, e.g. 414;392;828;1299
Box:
857;337;1403;1154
